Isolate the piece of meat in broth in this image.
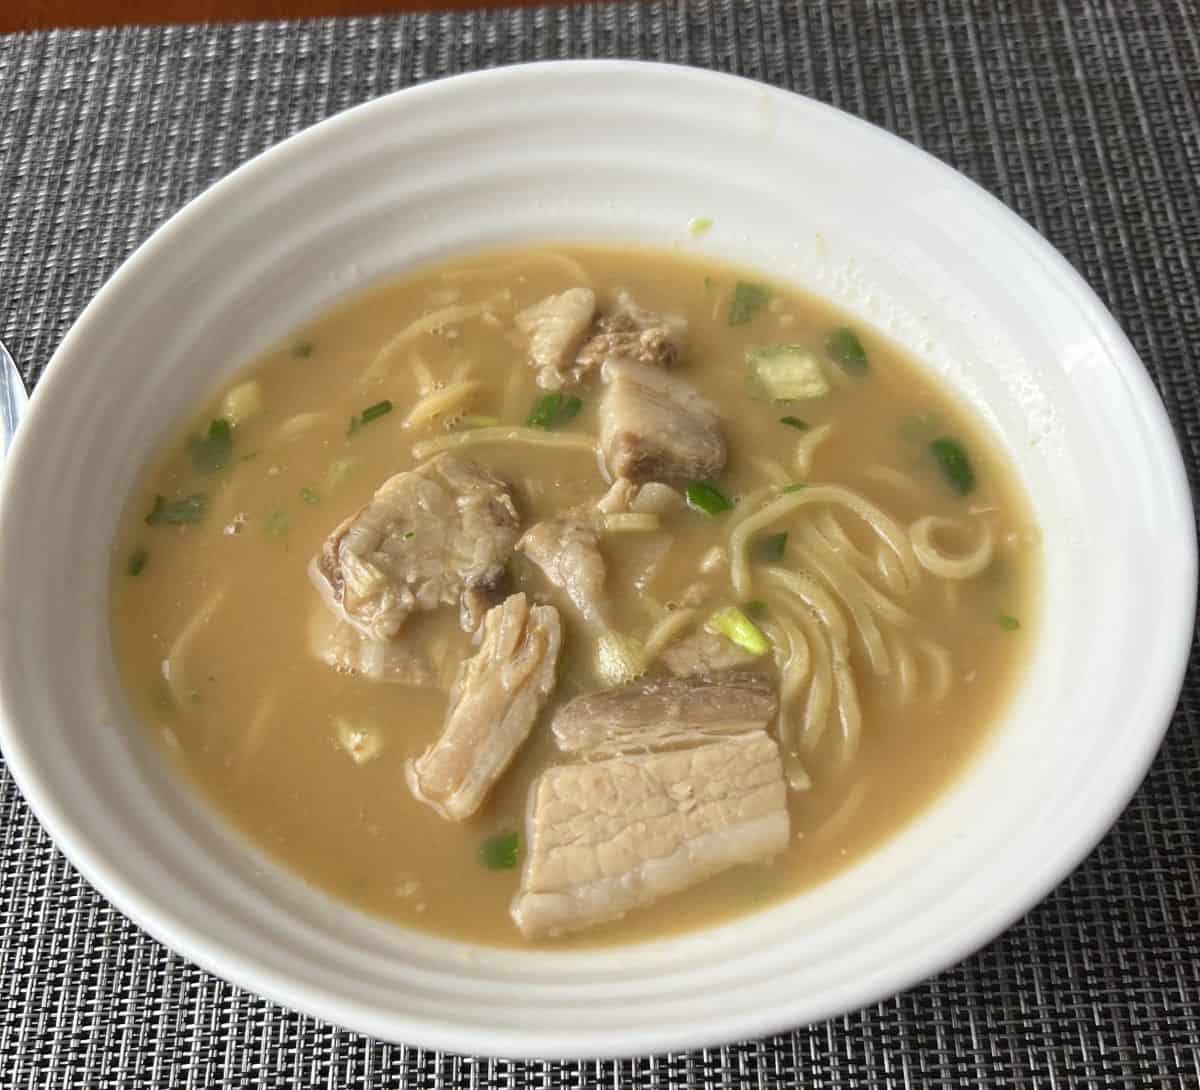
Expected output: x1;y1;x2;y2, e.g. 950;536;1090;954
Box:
577;290;688;372
517;516;609;629
406;593;562;821
307;606;437;687
551;672;777;756
661;628;761;676
511;732;789;938
515;287;597;390
313;454;520;641
598;359;726;483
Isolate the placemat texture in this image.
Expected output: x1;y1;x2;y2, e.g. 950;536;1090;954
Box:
1;2;1197;1086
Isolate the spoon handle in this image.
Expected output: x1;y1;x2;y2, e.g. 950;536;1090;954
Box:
0;340;29;460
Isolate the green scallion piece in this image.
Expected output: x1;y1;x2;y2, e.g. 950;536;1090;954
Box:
930;436;976;496
299;487;320;505
348;400;393;434
743;600;768;618
291;342;314;358
827;327;869;375
780;416;809;431
526;392;583;430
753;531;788;563
706;606;771;656
782;482;807;494
145;493;208;526
997;613;1021;631
684;480;734;517
479;830;521;870
728;281;771;325
127;548;149;576
188;419;233;475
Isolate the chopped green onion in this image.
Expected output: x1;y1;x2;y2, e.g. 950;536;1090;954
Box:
688;216;714;237
291;341;314;358
782;482;807;494
706;606;771;656
188;419;233;475
930;437;976;496
728;281;771;325
480;830;521;870
263;508;290;536
997;613;1021;631
457;414;501;430
753;531;788;563
348;399;393;434
703;276;716;292
745;345;829;402
743;600;768;618
145;493;208;526
526;392;583;430
827;327;869;375
299;487;320;505
780;416;809;431
401;530;415;541
127;548;149;576
684;480;734;517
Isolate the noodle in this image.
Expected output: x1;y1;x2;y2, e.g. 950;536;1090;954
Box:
729;484;919;598
163;590;227;708
751;457;792;487
890;635;917;705
864;464;918;497
403;381;485;430
910;516;995;579
234;690;278;783
601;513;661;533
793;422;835;479
642;608;699;662
363;301;493;382
412;426;602;463
794;535;890;675
409;351;437;396
271;412;326;445
804;520;914;628
918;639;953;702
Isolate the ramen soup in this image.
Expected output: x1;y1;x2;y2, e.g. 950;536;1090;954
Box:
112;246;1038;946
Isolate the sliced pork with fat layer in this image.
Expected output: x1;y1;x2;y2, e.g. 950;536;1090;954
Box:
511;732;789;938
406;593;562;821
599;359;726;483
551;672;777;755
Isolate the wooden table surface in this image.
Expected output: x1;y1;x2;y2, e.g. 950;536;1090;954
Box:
3;0;550;35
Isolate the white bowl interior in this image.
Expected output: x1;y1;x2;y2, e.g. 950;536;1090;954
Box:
0;62;1193;1058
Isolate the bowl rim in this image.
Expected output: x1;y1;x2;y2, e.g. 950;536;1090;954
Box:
0;58;1194;1058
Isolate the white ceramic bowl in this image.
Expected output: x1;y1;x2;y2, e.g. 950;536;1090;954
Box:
0;61;1193;1058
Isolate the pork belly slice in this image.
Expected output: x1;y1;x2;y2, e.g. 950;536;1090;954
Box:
314;454;520;641
551;672;777;756
598;359;726;483
406;593;562;821
515;287;597;390
511;732;789;938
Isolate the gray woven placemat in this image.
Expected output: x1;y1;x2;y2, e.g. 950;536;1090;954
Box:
1;2;1197;1086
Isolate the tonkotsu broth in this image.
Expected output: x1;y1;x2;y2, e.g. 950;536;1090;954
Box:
111;245;1038;947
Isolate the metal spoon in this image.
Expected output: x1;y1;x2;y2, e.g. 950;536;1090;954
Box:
0;339;28;457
